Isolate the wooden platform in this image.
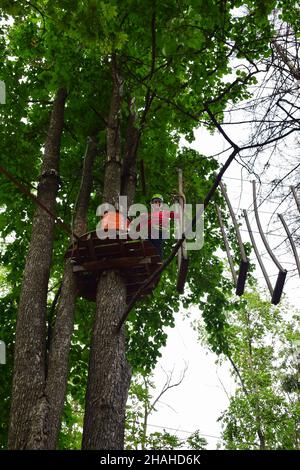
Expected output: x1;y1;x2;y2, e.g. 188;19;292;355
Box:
65;231;162;303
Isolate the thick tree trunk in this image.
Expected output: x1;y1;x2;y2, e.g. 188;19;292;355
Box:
82;56;133;449
82;270;131;449
121;97;140;207
26;136;99;449
8;88;67;449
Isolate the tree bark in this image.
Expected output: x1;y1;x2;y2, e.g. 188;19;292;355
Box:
245;310;266;450
8;88;67;449
26;135;99;449
82;270;131;449
121;97;140;207
82;55;133;450
272;39;300;81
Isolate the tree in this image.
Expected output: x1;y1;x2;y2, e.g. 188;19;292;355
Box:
8;87;68;449
125;370;207;450
1;0;298;450
207;6;300;249
202;290;300;450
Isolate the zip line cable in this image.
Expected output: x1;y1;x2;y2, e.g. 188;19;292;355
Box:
146;423;221;440
141;423;265;447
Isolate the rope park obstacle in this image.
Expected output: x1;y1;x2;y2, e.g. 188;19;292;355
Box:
1;145;238;333
216;180;300;305
1;145;300;327
0;144;240;332
0;159;192;318
64;167;189;303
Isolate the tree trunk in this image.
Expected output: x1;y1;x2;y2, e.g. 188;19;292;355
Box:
82;270;131;449
26;135;99;449
8;88;67;449
272;39;300;80
245;311;266;450
82;56;133;449
121;97;140;207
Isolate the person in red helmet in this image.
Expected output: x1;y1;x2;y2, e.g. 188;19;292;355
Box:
139;194;179;259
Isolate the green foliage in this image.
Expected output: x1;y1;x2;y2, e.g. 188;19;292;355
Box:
125;374;207;450
1;0;298;448
208;290;300;450
58;397;84;450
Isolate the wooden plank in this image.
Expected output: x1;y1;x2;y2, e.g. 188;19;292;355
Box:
69;238;119;253
177;168;188;294
219;181;248;263
123;242;156;256
253;181;285;271
291;186;300;214
271;270;287;305
176;249;188;294
72;242;121;258
92;241;122;255
121;258;161;273
244;209;273;297
66;236;159;261
216;205;237;287
236;259;249;296
73;256;153;273
87;233;97;260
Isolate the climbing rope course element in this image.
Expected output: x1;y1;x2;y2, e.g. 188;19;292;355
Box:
252;180;287;304
219;180;249;296
2;138;300;324
278;213;300;279
216;205;238;286
176;168;188;294
0;340;6;365
291;185;300;214
217;178;300;305
116;147;240;330
243;209;275;299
